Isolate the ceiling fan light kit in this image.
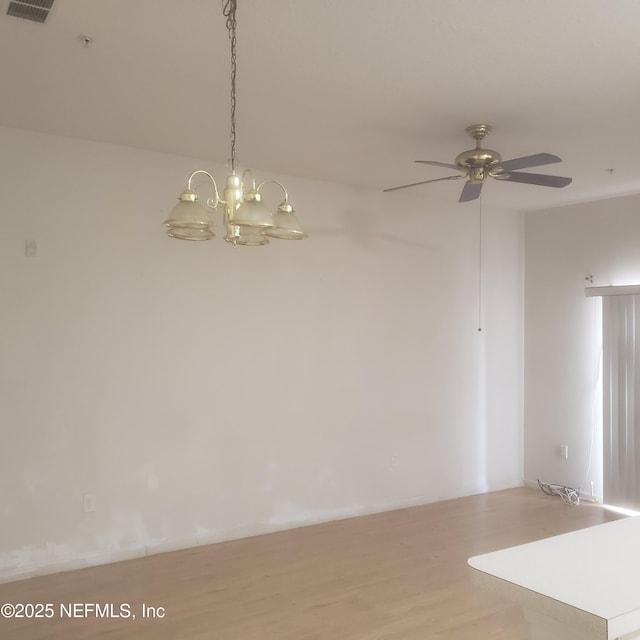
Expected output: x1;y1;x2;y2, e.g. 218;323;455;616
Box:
385;124;572;202
163;0;307;245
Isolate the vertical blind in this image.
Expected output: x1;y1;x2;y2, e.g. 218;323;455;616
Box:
588;286;640;509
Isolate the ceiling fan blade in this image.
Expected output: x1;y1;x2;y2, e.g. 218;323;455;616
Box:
503;172;572;188
499;153;561;171
383;174;463;193
459;181;483;202
414;160;463;171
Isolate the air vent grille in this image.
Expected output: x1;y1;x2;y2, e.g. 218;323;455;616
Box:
6;0;55;23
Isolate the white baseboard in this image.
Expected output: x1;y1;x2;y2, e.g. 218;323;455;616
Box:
0;494;438;585
0;482;525;585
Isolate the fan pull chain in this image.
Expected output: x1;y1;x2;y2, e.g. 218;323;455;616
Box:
478;195;482;333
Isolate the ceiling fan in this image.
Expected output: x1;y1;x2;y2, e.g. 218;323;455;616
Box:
384;124;572;202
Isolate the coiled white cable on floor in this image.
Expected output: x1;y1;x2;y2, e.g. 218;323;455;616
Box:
537;479;580;506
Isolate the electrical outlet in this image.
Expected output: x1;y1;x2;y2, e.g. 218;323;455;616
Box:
559;444;569;460
82;493;96;513
24;239;37;257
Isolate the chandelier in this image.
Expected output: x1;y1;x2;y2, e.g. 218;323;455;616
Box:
163;0;306;246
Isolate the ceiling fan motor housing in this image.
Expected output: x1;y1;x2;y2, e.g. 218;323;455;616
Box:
455;123;503;181
455;148;503;182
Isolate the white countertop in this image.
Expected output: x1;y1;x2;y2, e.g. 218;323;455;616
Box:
468;516;640;638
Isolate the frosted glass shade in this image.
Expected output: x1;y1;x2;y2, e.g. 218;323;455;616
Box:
264;204;307;240
232;191;274;229
167;226;215;241
164;194;214;241
235;226;269;246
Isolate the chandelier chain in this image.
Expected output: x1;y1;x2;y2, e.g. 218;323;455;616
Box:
223;0;238;172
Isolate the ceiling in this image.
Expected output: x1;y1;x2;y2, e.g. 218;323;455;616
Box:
1;0;639;211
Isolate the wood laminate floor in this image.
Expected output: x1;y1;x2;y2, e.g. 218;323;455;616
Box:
0;487;623;639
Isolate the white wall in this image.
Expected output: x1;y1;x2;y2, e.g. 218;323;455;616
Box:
0;125;524;582
524;193;640;500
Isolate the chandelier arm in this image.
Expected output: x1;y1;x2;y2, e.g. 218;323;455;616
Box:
186;170;223;206
241;168;257;190
256;179;289;202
